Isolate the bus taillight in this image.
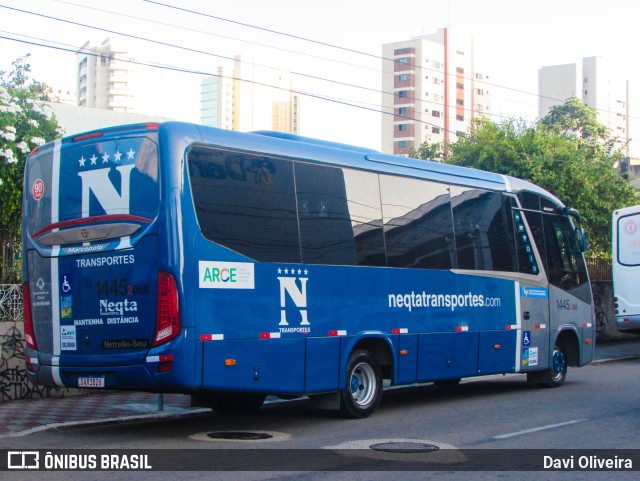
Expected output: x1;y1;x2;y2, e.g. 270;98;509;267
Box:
153;271;181;347
22;282;37;350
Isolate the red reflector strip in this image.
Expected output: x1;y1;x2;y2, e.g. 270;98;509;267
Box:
260;332;281;339
535;324;547;329
329;330;347;336
505;325;518;330
199;334;224;341
392;328;408;334
454;326;469;332
582;323;593;328
72;131;103;142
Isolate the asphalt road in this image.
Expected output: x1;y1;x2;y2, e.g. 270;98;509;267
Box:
2;358;639;480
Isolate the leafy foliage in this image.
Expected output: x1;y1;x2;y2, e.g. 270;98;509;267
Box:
1;55;63;281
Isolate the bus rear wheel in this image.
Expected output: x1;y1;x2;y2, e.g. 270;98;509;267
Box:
340;350;383;418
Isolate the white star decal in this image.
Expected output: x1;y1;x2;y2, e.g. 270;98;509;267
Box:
284;268;289;274
90;154;98;165
78;156;86;167
114;150;123;162
102;152;109;163
304;269;308;275
277;268;282;274
127;148;136;160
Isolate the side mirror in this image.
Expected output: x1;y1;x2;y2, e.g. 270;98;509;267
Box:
575;227;587;253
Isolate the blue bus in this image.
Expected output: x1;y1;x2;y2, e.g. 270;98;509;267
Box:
22;121;595;418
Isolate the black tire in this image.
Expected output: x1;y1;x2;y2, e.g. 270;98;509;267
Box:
528;343;568;388
340;350;383;418
547;343;568;387
191;393;266;413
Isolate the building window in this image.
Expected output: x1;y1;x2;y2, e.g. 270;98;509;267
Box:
456;67;464;73
398;124;408;132
398;140;407;148
398;57;409;64
433;78;442;85
398;107;407;116
456;114;464;121
456;99;464;106
432;61;442;69
398;90;408;98
432;127;441;134
456;83;464;89
432;110;441;117
398;74;408;82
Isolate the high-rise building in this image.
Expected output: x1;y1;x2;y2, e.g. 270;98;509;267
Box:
201;67;234;130
76;38;135;112
381;28;492;156
539;56;640;185
200;55;301;134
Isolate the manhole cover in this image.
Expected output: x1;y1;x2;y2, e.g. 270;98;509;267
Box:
206;431;273;441
370;442;440;453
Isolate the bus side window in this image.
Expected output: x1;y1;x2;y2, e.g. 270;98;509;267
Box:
380;175;454;270
450;187;517;272
295;163;357;265
519;208;545;276
188;147;301;263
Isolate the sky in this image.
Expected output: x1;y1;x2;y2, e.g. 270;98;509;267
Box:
1;0;639;150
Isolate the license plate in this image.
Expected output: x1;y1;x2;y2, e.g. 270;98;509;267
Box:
78;376;105;388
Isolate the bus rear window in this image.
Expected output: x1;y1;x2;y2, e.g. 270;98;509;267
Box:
25;135;159;238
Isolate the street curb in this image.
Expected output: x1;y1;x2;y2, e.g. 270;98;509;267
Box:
591;355;640;365
0;407;212;439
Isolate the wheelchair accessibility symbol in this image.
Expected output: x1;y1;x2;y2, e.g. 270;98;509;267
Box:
523;331;531;347
61;275;72;293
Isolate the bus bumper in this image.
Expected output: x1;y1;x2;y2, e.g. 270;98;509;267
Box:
25;357;189;392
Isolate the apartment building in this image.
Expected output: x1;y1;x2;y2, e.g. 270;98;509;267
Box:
76;38;135;112
381;28;492;156
201;55;301;134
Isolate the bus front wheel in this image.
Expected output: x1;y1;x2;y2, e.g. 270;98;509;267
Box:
340;350;383;418
528;343;568;388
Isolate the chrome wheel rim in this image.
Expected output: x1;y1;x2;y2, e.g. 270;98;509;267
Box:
349;362;377;408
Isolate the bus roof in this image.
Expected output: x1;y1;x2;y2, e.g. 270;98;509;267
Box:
51;121;565;206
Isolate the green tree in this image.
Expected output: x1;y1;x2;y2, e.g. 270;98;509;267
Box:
408;136;445;162
445;99;638;256
0;55;63;282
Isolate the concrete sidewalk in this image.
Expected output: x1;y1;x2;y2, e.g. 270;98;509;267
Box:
1;338;639;438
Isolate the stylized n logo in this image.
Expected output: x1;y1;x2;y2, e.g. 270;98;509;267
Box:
278;276;310;326
78;164;135;216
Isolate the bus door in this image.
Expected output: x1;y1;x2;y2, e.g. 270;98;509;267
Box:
541;209;593;363
511;201;550;373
